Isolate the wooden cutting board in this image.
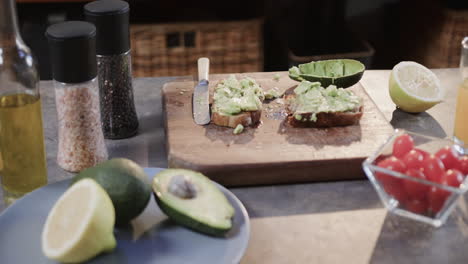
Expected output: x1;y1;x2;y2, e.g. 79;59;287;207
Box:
162;72;393;186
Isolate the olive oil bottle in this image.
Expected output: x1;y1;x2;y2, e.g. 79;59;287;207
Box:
0;94;47;201
0;0;47;205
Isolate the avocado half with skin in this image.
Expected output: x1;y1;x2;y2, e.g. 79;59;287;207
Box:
289;59;365;88
152;169;235;236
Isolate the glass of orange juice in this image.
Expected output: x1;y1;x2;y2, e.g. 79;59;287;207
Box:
454;37;468;153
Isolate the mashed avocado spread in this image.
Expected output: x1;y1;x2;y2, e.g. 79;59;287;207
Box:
213;75;265;116
290;81;361;115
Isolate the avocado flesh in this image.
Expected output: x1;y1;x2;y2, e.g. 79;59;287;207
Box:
152;169;235;236
212;75;265;116
288;67;303;81
290;81;362;116
298;59;364;78
289;59;365;88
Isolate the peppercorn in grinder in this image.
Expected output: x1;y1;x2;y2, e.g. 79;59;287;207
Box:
85;0;139;139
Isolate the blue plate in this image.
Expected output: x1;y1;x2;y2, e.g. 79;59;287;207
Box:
0;168;250;264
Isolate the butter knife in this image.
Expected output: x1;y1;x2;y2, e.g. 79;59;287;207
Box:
192;57;211;125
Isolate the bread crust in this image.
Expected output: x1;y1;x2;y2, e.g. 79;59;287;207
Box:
286;94;363;128
287;107;363;128
212;110;262;128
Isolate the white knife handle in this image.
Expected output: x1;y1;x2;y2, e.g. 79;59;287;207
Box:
198;57;209;81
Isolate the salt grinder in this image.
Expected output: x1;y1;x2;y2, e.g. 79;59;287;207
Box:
46;21;108;172
85;0;139;139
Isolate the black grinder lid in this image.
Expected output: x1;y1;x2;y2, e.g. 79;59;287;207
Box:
45;21;97;83
84;0;130;55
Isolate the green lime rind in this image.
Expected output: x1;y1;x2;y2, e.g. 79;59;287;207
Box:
288;59;365;88
71;158;152;226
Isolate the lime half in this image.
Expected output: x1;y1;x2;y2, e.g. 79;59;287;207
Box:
42;178;116;263
389;61;444;113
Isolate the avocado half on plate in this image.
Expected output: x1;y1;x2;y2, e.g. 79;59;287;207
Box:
152;169;235;237
289;59;365;88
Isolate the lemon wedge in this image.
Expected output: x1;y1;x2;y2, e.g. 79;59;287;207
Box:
389;61;444;113
42;178;116;263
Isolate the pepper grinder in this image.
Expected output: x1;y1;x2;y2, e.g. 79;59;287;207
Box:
46;21;108;172
84;0;139;139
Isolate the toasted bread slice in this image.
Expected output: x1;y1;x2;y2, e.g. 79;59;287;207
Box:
285;94;363;128
212;110;262;128
287;107;363;128
211;75;264;128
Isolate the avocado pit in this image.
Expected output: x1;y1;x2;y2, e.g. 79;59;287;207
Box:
168;174;198;199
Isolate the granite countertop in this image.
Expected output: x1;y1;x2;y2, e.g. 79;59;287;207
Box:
1;69;467;263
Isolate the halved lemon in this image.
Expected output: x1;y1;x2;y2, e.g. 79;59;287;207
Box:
389;61;444;113
42;178;116;263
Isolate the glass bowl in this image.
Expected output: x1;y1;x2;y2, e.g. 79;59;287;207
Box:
362;129;468;227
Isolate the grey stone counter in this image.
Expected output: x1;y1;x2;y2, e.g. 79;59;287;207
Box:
1;69;467;264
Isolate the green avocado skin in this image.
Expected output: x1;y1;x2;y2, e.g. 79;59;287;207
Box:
300;71;364;88
71;159;152;226
153;193;231;237
289;59;365;88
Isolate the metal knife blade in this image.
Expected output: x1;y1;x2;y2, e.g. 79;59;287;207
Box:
193;58;211;125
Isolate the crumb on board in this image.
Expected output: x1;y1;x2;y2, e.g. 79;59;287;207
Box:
273;73;281;81
233;124;244;135
264;87;285;100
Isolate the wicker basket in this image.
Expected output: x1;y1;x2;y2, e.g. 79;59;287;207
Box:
421;8;468;68
130;19;263;77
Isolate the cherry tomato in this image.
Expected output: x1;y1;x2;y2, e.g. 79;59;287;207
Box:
376;156;407;171
405;199;428;215
443;169;464;187
402;149;425;170
374;154;389;165
403;169;429;201
435;146;461;170
421;155;445;183
383;181;409;204
414;148;431;160
428;186;450;215
460;156;468;175
376;156;408;203
393;134;414;159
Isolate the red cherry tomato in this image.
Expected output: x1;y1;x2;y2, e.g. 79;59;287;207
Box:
414;148;431;160
428;186;450;215
421;155;446;183
393;134;414;159
403;169;429;201
435;146;461;170
460;156;468;175
402;150;425;170
376;156;407;184
376;156;407;172
384;181;409;204
376;156;408;203
443;169;464;187
405;199;428;215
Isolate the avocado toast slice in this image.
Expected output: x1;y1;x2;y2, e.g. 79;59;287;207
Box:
211;75;265;128
286;81;363;128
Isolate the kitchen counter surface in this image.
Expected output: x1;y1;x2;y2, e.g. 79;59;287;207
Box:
1;69;467;264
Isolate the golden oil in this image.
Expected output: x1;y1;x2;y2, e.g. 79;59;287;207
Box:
0;93;47;204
